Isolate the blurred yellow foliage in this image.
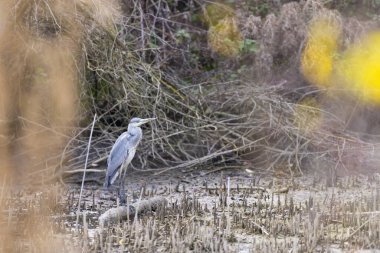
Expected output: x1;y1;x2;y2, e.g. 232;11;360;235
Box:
301;18;340;88
204;3;234;26
204;3;242;57
208;16;242;57
302;17;380;105
337;32;380;104
293;97;322;134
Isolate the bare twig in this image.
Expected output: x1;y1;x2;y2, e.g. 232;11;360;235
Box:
76;113;97;230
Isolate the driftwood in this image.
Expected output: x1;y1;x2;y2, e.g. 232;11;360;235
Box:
99;196;167;227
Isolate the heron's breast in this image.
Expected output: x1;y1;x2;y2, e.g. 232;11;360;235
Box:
124;147;136;166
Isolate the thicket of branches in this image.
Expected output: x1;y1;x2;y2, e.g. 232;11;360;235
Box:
52;0;380;181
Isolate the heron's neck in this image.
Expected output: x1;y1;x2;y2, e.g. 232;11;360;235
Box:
127;125;142;136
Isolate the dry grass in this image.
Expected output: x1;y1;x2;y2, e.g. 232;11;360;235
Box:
3;172;380;252
79;173;380;252
0;184;80;253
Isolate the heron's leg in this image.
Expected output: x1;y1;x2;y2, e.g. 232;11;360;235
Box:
118;166;128;205
118;181;126;205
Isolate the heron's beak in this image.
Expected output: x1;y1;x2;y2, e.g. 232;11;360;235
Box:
139;118;156;125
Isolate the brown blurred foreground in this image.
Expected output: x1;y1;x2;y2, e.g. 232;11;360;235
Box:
0;0;82;186
0;1;82;251
0;1;118;252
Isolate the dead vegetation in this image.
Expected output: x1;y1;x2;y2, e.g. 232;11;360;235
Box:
56;0;380;185
2;172;380;252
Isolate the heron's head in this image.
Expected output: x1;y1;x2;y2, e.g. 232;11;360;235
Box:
129;117;156;127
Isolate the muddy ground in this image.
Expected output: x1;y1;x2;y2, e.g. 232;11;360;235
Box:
2;167;380;253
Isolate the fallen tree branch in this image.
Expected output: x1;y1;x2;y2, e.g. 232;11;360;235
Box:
99;196;167;227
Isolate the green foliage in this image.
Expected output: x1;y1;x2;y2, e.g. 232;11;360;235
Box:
243;0;270;17
175;29;191;43
256;2;269;17
239;39;258;54
191;13;202;24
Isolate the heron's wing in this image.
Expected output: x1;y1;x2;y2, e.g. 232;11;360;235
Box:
105;132;133;188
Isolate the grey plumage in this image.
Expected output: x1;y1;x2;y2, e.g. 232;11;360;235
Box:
104;117;155;189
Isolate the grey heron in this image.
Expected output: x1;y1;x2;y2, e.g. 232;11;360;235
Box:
104;117;155;203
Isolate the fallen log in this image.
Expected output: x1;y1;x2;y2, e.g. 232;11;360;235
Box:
99;196;167;227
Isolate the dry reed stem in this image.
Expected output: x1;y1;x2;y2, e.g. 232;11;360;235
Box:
76;113;97;230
